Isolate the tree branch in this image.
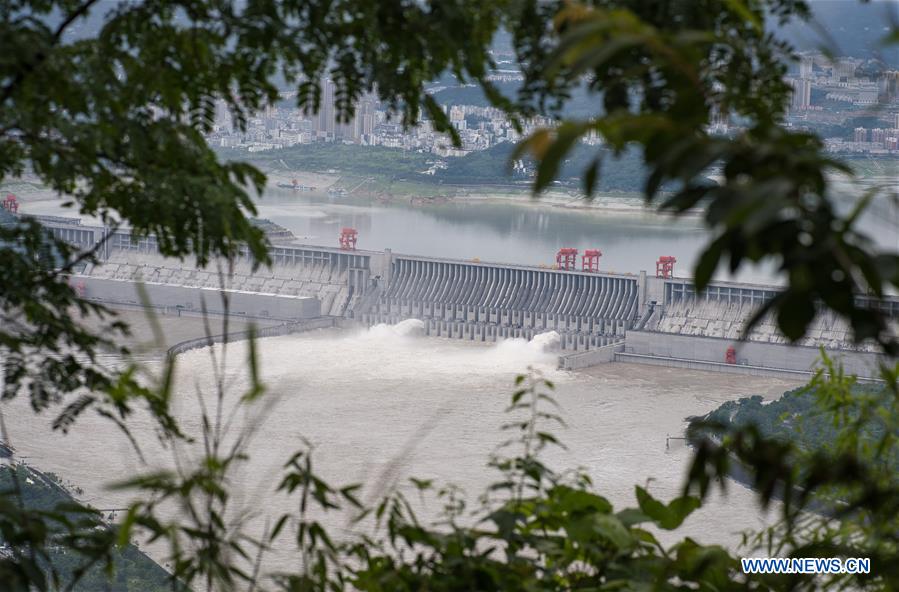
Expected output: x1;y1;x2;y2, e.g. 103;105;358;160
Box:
0;0;101;104
50;220;121;278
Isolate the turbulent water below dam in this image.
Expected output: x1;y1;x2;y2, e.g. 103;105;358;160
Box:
5;320;802;563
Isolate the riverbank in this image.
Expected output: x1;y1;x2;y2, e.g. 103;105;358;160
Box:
7;169;687;229
263;165;676;215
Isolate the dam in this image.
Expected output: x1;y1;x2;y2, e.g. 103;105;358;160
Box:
35;215;897;379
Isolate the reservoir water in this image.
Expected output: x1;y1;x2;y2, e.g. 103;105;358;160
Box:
254;191;722;279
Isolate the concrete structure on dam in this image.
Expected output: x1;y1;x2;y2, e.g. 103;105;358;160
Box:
79;277;321;321
364;254;640;349
28;215;899;379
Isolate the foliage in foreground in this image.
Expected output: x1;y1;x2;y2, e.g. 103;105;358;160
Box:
687;356;899;589
112;367;754;591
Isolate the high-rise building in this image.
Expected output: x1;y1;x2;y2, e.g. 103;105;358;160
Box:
309;80;380;143
357;97;377;138
799;55;814;79
331;94;378;143
214;99;233;133
311;79;336;137
880;71;899;100
449;105;465;123
871;128;886;145
834;58;858;85
787;77;811;110
854;127;868;143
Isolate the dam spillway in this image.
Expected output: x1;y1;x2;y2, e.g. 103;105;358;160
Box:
364;255;639;349
41;215;647;349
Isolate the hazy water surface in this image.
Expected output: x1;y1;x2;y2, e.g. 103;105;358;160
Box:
6;324;801;562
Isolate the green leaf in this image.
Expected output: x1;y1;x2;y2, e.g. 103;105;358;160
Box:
723;0;762;31
616;507;651;527
776;290;816;341
694;235;726;291
533;122;592;192
583;156;601;198
591;513;635;549
635;486;701;530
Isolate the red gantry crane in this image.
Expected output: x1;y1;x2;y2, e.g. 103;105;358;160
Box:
656;255;676;278
339;227;358;250
725;346;737;364
2;193;18;214
556;248;577;270
582;249;602;272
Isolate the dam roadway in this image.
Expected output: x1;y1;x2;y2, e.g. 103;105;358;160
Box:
37;216;899;378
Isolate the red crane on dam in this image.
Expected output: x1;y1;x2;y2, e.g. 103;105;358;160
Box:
556;248;577;270
339;227;358;250
2;193;18;214
725;346;737;364
656;255;676;278
582;249;602;272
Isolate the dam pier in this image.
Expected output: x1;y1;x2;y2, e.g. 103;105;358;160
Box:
36;215;896;380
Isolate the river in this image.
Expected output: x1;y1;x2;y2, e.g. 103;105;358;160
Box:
4;316;801;571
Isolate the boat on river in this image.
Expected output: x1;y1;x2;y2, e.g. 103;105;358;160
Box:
276;179;316;192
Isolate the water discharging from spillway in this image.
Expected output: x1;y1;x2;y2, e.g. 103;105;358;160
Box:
6;321;800;564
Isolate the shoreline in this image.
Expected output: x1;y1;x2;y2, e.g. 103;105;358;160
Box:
261;168;698;222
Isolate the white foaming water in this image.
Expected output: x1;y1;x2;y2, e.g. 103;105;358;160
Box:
367;318;425;338
313;321;560;381
527;330;561;351
5;322;803;564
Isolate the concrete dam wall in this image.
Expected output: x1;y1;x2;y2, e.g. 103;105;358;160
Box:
29;215;379;317
75;276;321;321
620;331;886;381
80;250;363;317
363;256;640;349
30;215;899;375
647;298;885;352
42;213;644;351
625;277;895;378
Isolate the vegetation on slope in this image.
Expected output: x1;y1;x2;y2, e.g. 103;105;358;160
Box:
230;141;659;193
693;382;898;473
0;464;172;591
221;143;433;179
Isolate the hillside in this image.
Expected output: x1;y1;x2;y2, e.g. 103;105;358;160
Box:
0;464;174;591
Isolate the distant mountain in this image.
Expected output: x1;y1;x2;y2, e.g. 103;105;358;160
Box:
775;0;899;65
48;1;899;88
